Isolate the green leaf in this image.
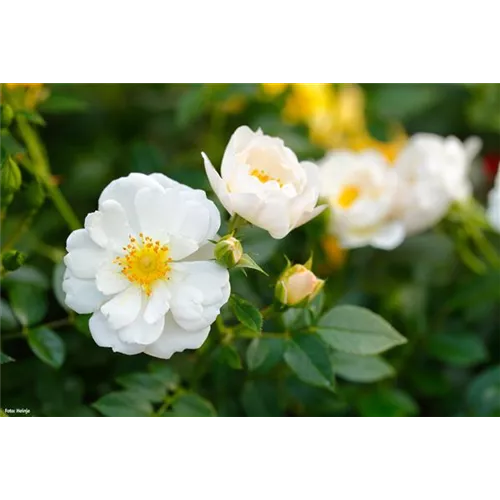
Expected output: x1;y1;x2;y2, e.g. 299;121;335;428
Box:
241;380;282;417
236;253;268;275
93;391;153;417
116;372;168;403
317;305;407;355
331;352;395;383
357;388;418;417
229;294;262;332
427;333;488;367
167;393;217;417
0;351;15;364
74;314;91;335
3;265;50;289
246;336;286;372
16;109;46;126
218;344;242;369
8;283;48;326
148;362;180;391
27;327;66;369
0;298;20;331
39;94;89;114
284;334;335;390
467;366;500;417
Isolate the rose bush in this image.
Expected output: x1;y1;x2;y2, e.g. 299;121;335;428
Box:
1;83;499;418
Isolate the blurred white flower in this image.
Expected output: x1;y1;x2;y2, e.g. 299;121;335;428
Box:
202;126;326;239
393;134;482;234
63;173;230;359
487;167;500;231
318;150;405;250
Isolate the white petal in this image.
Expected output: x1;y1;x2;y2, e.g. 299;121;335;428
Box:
183;241;215;261
144;281;171;324
221;125;256;178
371;222;406;250
89;311;144;355
228;192;262;223
64;229;106;279
148;173;182;190
135;185;172;241
95;262;129;295
118;310;165;345
180;201;210;243
168;235;200;261
99;173;159;232
63;269;105;314
100;286;142;329
169;261;230;331
202;152;233;214
85;200;132;252
144;313;210;360
254;197;291;239
295;204;328;228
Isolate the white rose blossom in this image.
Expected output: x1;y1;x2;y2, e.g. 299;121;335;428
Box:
63;173;230;359
318;150;405;250
202;126;327;239
487;166;500;232
393;134;482;235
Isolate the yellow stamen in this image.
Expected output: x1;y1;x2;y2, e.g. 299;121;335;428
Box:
249;168;283;187
114;234;172;296
337;185;360;208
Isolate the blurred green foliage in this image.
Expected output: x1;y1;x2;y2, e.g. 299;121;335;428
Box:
1;83;499;417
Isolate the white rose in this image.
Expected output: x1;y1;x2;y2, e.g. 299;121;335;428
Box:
202;126;326;239
63;173;230;360
393;134;482;234
318;150;405;250
487;167;500;232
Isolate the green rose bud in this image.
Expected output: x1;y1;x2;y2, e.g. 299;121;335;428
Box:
275;264;324;307
215;235;243;268
1;157;22;209
2;250;27;272
1;104;15;128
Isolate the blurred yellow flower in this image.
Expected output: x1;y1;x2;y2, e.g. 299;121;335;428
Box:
321;234;347;269
261;83;288;96
6;83;43;88
260;82;408;163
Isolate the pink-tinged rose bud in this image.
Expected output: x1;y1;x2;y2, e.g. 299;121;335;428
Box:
275;264;324;307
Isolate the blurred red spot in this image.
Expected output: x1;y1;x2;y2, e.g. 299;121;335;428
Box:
484;154;500;181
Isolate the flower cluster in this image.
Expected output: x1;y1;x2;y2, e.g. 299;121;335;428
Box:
63;127;329;359
318;134;483;249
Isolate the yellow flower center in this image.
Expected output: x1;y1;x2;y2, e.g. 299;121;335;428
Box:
113;233;172;296
250;168;283;187
337;185;360;208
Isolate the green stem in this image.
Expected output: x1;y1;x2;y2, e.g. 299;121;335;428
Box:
14;111;81;231
228;214;248;234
